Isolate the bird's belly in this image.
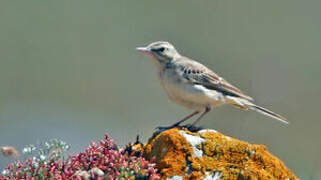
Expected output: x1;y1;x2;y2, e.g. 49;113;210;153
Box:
160;79;226;110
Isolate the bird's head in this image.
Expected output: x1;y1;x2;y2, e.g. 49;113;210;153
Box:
136;41;180;66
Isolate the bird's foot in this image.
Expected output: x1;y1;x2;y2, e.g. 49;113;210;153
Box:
156;122;204;133
156;122;182;132
181;124;204;132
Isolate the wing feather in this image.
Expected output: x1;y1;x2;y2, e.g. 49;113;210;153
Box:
175;57;254;101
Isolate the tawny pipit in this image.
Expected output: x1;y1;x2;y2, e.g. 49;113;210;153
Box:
136;41;288;128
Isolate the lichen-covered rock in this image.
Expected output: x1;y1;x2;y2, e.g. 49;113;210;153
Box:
144;128;298;180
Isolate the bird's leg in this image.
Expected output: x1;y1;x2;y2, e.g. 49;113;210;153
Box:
172;111;200;127
191;106;211;126
156;111;199;131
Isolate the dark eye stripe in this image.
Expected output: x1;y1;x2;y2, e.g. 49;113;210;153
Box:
152;47;165;53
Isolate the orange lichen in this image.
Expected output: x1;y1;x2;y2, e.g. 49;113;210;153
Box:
144;128;194;178
183;171;203;180
144;128;299;180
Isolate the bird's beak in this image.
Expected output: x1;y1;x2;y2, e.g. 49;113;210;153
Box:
136;46;151;54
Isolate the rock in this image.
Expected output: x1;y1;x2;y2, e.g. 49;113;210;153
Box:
89;167;105;177
0;146;19;157
144;128;298;180
74;170;90;180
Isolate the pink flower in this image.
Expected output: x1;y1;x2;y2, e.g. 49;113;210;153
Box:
0;134;160;180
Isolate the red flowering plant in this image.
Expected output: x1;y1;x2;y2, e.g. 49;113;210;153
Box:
0;134;160;180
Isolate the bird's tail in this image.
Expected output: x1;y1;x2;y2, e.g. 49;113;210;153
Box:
227;96;289;125
246;103;288;125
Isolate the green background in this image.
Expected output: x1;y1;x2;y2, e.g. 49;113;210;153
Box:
0;1;320;179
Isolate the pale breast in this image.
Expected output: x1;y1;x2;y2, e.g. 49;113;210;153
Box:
158;68;226;110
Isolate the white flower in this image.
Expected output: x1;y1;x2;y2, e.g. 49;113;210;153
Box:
1;169;8;176
22;145;36;155
22;147;30;154
40;154;46;161
64;144;70;150
45;142;51;149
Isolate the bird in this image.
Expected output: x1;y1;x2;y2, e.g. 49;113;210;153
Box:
136;41;288;129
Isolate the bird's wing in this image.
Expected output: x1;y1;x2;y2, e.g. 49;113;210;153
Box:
175;57;254;101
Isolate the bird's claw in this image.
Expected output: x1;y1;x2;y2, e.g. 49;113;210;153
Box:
155;122;181;131
181;124;204;132
156;122;204;133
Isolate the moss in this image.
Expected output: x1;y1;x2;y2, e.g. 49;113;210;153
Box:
144;128;299;180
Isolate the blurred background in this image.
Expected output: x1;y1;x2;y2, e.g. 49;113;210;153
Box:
0;0;320;179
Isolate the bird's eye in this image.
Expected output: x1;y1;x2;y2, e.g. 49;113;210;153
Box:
158;47;165;52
